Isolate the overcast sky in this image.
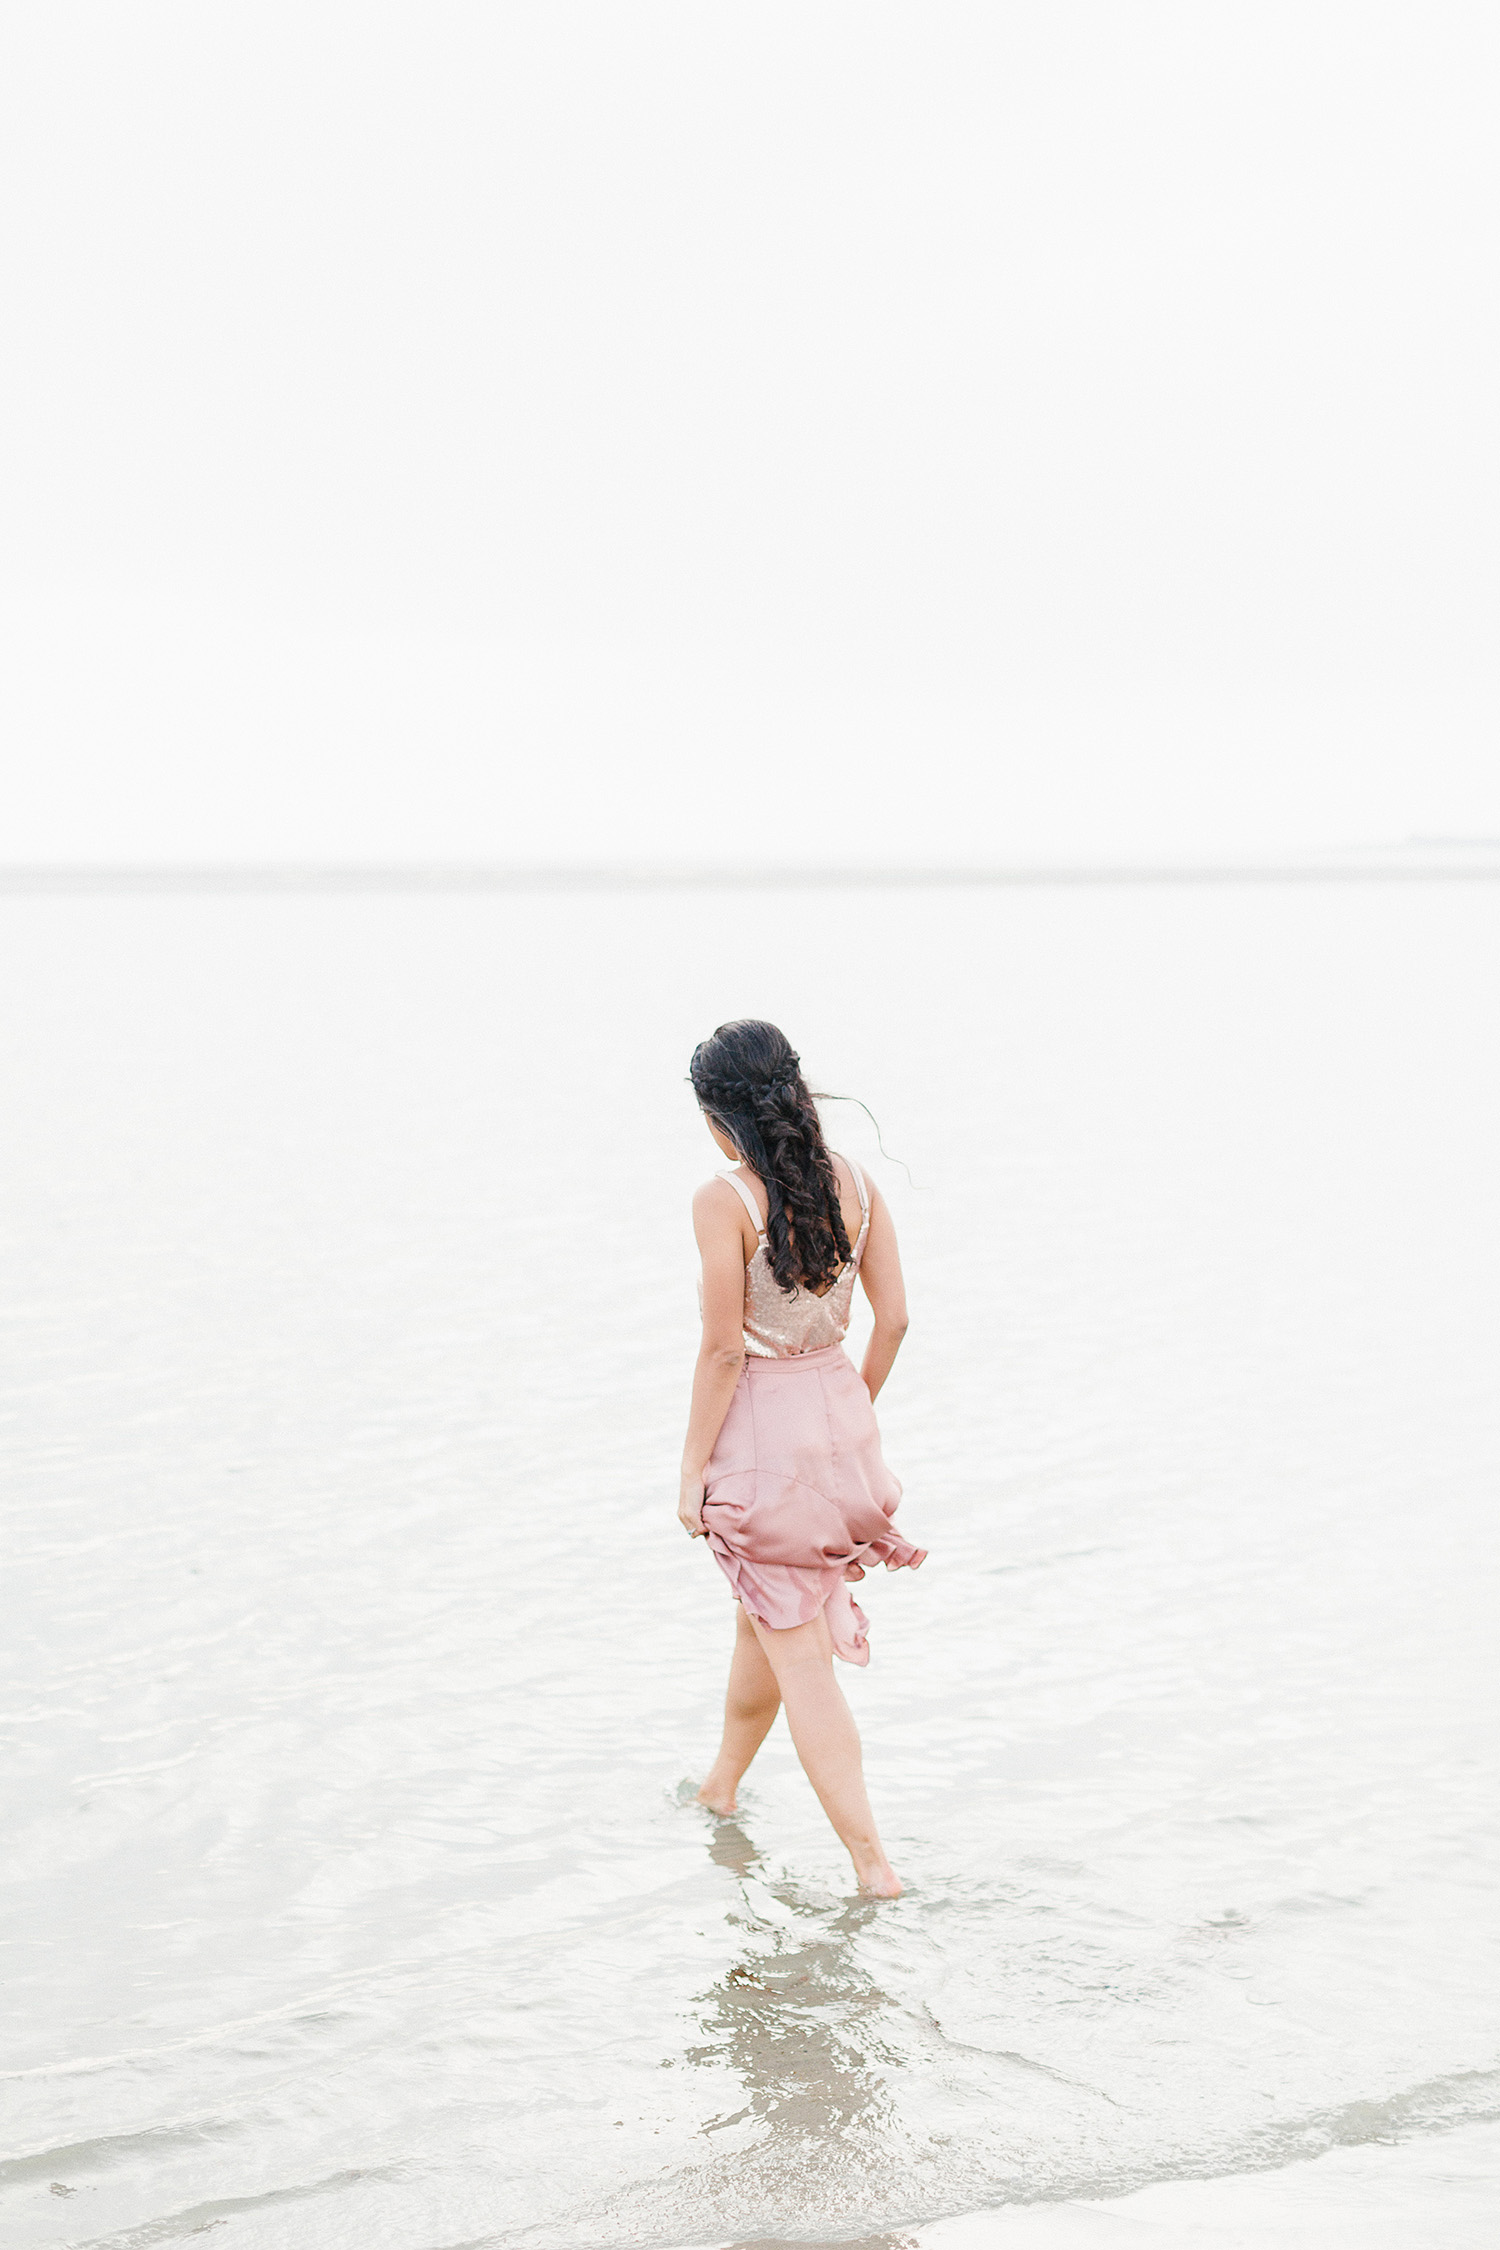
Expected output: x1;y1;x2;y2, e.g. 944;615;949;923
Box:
2;2;1497;867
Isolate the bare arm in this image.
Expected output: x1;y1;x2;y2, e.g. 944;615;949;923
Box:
678;1181;750;1537
854;1174;909;1401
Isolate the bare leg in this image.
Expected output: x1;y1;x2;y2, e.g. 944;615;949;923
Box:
697;1603;781;1815
748;1608;901;1896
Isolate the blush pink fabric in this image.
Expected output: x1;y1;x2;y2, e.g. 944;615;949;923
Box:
702;1342;926;1665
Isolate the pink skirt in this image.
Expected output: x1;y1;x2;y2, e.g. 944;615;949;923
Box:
702;1342;926;1665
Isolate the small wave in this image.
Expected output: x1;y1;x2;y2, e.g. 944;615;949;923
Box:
66;2166;398;2249
1248;2065;1500;2166
0;2120;241;2189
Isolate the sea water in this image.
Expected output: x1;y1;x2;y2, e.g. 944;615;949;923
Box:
2;880;1497;2249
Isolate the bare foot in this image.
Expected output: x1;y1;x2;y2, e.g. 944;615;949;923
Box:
696;1780;737;1816
855;1860;902;1898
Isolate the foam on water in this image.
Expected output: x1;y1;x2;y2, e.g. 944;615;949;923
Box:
2;884;1497;2246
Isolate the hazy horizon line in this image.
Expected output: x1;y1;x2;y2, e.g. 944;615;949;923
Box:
3;856;1500;894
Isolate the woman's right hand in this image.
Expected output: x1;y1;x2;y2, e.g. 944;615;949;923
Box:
678;1472;707;1539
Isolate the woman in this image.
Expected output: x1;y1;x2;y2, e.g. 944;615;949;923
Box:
679;1019;925;1897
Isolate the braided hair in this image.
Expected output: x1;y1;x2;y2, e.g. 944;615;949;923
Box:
689;1020;853;1296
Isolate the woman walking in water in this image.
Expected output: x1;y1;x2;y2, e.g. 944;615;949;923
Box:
680;1020;925;1897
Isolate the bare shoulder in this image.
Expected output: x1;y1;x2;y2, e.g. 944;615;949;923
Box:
845;1157;896;1241
694;1172;762;1265
693;1172;757;1233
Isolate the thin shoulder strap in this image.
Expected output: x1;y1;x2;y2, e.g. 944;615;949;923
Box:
719;1168;767;1238
841;1153;869;1220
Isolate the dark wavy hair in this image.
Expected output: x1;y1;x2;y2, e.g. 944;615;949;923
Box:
689;1019;852;1297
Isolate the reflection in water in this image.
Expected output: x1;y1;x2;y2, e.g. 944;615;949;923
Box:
686;1816;920;2243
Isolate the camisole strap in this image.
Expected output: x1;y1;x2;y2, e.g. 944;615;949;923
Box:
841;1153;869;1221
718;1168;767;1239
839;1152;871;1267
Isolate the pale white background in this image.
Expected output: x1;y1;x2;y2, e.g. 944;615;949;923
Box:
2;2;1497;867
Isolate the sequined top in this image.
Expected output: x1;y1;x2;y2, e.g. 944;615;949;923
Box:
715;1157;871;1359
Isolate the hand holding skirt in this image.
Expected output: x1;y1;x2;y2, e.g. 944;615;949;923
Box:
702;1342;926;1665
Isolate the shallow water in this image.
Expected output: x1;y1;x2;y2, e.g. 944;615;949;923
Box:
2;882;1498;2248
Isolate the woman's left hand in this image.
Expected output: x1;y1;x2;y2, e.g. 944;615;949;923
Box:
678;1472;707;1539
